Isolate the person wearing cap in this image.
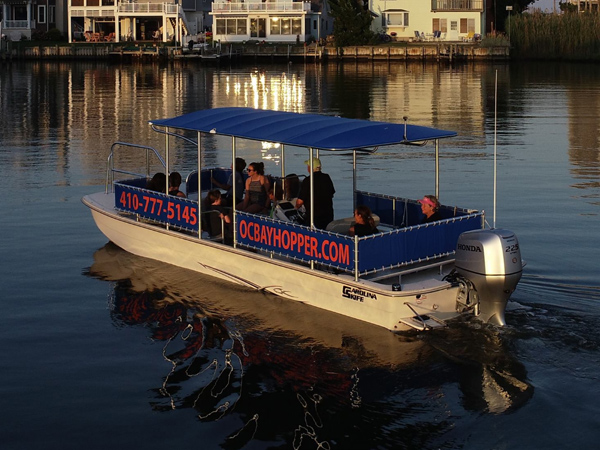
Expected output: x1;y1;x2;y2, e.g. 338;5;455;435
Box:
296;157;335;229
419;195;442;223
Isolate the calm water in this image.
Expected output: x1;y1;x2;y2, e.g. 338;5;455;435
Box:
1;60;599;449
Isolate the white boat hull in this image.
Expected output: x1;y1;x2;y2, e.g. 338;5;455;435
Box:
84;192;463;332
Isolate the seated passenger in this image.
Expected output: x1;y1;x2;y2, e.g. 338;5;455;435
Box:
419;195;442;223
205;189;231;225
168;172;186;198
267;187;277;218
211;157;246;206
349;205;379;237
203;190;232;242
147;172;166;193
237;162;270;214
283;173;300;201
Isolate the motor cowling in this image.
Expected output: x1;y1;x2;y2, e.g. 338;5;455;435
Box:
455;229;523;326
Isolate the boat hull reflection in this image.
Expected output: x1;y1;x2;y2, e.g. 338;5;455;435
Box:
86;243;533;445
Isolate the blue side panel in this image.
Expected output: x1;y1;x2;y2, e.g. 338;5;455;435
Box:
356;191;477;228
236;212;355;271
114;182;199;231
357;214;483;273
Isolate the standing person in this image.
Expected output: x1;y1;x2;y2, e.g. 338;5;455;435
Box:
211;157;246;206
296;157;335;229
419;195;442;223
238;162;270;214
349;205;379;237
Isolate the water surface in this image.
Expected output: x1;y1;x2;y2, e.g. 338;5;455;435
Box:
1;60;599;449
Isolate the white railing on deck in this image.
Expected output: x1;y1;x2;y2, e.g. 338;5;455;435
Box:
212;1;311;13
4;20;32;29
118;3;179;14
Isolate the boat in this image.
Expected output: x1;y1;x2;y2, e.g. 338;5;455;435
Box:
82;107;524;332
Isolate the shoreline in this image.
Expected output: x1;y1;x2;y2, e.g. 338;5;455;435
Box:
0;42;509;63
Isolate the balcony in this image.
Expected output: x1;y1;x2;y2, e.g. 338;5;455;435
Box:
3;20;35;29
118;3;179;14
212;1;311;14
431;0;483;11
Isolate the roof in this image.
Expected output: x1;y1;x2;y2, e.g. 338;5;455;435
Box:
150;107;456;151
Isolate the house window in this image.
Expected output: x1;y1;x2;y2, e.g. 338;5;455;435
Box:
270;18;301;36
450;21;457;31
313;19;316;30
460;18;475;33
432;18;447;33
38;5;46;24
215;18;247;35
386;12;409;27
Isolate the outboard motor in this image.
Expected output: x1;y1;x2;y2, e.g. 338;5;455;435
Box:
455;229;523;326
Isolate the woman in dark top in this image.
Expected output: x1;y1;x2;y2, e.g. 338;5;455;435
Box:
238;162;270;214
169;172;186;197
419;195;442;223
349;205;379;237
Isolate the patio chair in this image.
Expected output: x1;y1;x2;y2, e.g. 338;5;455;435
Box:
414;31;421;41
462;31;475;42
433;30;442;40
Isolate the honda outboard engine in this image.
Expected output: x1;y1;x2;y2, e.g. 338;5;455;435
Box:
455;229;523;326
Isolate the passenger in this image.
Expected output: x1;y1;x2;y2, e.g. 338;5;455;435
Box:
267;187;277;218
419;195;442;223
283;173;300;201
349;205;379;237
147;172;166;193
296;157;335;229
168;172;186;198
211;157;246;206
238;162;270;214
205;189;231;224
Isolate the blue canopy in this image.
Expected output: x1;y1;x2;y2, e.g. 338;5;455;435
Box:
150;107;456;151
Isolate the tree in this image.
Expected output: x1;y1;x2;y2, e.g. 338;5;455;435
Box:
328;0;374;46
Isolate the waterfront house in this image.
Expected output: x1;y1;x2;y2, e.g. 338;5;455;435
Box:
210;0;330;44
370;0;485;41
67;0;190;43
0;0;62;40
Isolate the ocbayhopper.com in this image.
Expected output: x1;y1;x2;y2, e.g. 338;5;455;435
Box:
238;218;351;265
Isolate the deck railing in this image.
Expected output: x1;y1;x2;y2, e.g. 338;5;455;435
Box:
212;1;311;13
118;3;179;14
3;20;32;29
431;0;483;11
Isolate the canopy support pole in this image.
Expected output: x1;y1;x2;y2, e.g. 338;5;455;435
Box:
309;147;315;270
435;139;440;199
281;144;286;200
165;127;170;194
232;136;237;248
165;127;170;230
353;149;357;211
197;131;202;238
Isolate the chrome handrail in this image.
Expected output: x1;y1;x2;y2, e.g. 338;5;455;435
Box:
106;142;165;193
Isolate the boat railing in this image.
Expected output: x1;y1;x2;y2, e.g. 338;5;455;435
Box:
356;190;475;228
106;142;165;194
112;175;484;281
234;209;484;280
113;179;200;233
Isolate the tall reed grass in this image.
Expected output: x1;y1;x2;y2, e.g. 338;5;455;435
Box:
511;10;600;60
